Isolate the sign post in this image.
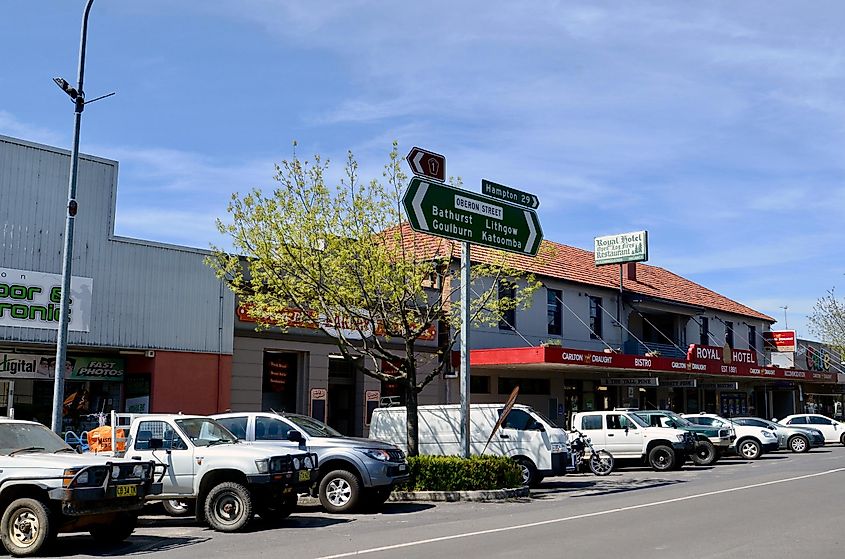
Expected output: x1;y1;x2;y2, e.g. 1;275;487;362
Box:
403;151;543;459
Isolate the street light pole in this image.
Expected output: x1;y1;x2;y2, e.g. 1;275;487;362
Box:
51;0;96;434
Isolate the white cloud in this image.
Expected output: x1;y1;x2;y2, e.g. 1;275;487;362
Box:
0;111;64;146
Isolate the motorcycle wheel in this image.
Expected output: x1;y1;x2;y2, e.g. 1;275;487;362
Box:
589;450;614;476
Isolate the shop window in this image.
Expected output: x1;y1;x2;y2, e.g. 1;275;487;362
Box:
497;377;550;395
547;289;562;335
262;352;299;413
589;296;603;339
498;281;516;331
470;375;490;394
699;317;709;345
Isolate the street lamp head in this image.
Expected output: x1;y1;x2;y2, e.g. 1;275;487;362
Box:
53;77;79;100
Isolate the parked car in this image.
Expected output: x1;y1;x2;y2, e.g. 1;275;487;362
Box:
213;411;408;513
0;419;160;556
731;417;824;453
571;410;696;471
106;413;317;532
776;414;845;446
634;410;733;466
682;413;778;459
369;404;569;487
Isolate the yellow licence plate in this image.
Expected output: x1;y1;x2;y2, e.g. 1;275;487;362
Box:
116;484;138;497
298;470;310;482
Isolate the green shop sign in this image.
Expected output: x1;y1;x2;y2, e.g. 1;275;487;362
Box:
70;357;125;382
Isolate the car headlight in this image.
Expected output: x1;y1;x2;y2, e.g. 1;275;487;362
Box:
761;430;776;439
133;464;146;478
63;468;89;487
550;443;565;453
255;459;270;474
676;434;686;442
304;456;314;469
112;466;121;480
357;448;391;461
292;457;301;469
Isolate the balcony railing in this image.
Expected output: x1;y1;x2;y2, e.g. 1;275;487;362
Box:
623;339;687;359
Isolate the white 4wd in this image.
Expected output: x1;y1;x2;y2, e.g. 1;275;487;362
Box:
571;411;696;471
109;414;317;532
0;419;159;556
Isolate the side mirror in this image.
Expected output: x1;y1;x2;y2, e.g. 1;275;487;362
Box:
768;425;776;430
287;430;304;443
148;437;164;450
771;418;778;422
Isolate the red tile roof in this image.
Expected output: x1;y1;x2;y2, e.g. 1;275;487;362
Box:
392;223;774;322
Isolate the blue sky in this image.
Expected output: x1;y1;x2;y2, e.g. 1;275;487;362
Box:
3;1;844;340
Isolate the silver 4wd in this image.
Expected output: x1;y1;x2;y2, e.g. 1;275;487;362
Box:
109;414;318;532
571;410;696;471
0;419;159;557
213;411;409;513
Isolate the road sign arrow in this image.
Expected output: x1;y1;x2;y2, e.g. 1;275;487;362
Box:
402;177;543;256
406;147;446;182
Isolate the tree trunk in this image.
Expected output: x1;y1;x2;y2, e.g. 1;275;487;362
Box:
405;353;420;457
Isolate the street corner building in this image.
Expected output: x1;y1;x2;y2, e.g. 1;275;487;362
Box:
0;135;233;434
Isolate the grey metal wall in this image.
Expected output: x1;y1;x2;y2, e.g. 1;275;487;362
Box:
0;135;233;354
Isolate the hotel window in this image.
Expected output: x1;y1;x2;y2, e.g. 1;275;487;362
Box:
498;281;516;331
589;296;603;339
547;289;562;335
699;317;709;345
748;325;757;351
725;321;734;348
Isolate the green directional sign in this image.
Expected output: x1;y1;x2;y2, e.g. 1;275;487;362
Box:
402;177;543;256
481;179;539;209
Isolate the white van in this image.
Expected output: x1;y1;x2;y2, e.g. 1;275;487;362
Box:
369;403;569;486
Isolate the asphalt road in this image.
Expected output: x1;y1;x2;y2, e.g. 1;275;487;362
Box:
48;446;845;559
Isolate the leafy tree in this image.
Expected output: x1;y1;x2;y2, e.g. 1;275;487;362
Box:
208;143;543;455
808;288;845;360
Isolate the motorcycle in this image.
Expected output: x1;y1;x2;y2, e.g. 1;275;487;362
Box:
567;430;614;476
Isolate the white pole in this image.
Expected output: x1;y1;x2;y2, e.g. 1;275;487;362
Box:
7;381;14;419
460;241;471;458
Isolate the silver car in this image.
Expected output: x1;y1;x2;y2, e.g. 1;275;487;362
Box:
731;417;825;453
213;411;409;513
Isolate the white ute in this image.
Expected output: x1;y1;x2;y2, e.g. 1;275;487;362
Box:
106;414;318;532
0;419;160;557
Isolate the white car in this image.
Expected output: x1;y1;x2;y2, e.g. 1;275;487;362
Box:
777;414;845;446
682;413;779;460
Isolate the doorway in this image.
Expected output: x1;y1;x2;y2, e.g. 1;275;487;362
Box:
327;355;359;435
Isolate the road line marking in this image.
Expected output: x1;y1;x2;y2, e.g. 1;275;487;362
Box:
312;467;845;559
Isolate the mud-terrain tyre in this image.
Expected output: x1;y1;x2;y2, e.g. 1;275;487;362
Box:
648;445;676;471
204;482;254;532
691;440;717;466
0;498;55;557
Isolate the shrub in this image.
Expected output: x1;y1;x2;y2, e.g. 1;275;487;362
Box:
398;455;523;491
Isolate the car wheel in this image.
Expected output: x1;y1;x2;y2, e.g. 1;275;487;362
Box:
204;482;253;532
513;457;539;487
0;498;55;557
648;445;675;471
319;470;361;513
738;438;762;460
691;440;717;466
257;494;297;523
788;435;809;453
89;513;137;543
840;433;845;447
162;499;194;517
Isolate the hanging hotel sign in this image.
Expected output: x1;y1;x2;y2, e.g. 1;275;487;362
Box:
0;267;93;332
763;330;796;352
594;231;648;266
603;377;659;387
